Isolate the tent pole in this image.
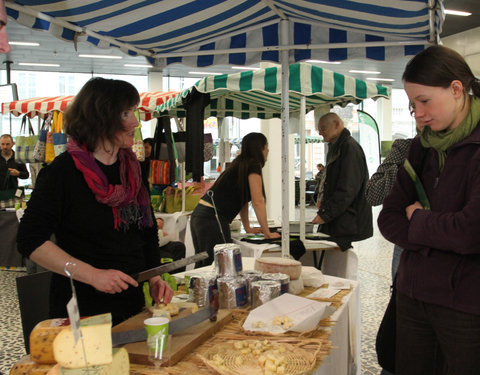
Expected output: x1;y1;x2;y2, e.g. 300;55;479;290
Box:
280;19;290;258
299;96;306;243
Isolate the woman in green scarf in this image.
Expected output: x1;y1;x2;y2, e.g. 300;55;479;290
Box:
378;45;480;375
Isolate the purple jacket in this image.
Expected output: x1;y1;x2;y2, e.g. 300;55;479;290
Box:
378;122;480;315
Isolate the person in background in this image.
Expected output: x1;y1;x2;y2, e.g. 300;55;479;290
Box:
1;134;29;187
140;137;154;188
312;113;373;253
190;132;280;267
378;45;480;375
0;0;10;54
1;134;29;208
366;138;412;281
17;78;173;325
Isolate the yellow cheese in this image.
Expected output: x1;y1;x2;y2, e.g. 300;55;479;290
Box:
52;313;112;369
9;355;55;375
29;318;71;364
46;348;129;375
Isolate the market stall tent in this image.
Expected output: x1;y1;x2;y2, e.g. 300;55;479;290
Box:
157;62;390;250
5;0;442;255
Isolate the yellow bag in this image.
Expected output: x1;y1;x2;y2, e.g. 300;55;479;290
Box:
164;186;201;213
45;111;64;163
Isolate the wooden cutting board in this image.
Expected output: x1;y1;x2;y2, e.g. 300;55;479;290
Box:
112;308;234;366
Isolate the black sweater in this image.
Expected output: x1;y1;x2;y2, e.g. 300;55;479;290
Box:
17;152;160;324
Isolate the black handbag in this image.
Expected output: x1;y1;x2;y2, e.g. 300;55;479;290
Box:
376;279;397;373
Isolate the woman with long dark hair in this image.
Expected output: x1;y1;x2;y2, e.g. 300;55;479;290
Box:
190;132;280;266
378;45;480;374
17;78;173;325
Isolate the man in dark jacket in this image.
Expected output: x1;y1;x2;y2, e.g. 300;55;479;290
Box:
312;113;372;276
1;134;29;195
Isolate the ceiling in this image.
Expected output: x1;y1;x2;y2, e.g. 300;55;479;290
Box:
1;0;478;91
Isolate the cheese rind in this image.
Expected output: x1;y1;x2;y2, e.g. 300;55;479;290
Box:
46;348;129;375
30;318;71;364
9;355;55;375
52;313;112;368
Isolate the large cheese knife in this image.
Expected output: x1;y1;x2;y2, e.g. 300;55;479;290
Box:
131;252;208;283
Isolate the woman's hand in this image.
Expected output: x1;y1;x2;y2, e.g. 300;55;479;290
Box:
149;276;174;305
90;269;138;294
312;215;325;225
406;201;423;220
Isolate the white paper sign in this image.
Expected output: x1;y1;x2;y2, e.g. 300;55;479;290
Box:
243;293;331;334
307;288;339;299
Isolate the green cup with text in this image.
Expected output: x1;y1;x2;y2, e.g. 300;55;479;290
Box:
144;317;169;365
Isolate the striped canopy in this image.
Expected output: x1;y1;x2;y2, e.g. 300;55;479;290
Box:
6;1;444;68
157;62;390;119
1;91;180;121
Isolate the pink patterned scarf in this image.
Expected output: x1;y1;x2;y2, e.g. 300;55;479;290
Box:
67;138;153;230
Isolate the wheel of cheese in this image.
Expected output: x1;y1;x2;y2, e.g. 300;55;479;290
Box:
254;257;302;280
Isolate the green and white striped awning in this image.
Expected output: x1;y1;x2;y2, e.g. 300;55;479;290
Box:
156;62;390;119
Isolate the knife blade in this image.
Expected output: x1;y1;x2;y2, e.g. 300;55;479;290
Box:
111;305;216;346
131;252;208;282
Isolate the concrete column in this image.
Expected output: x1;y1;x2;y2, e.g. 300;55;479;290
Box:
377;97;393;140
147;71;164;137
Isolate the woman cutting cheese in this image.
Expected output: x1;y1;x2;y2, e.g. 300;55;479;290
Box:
17;78;173;325
190;132;280;267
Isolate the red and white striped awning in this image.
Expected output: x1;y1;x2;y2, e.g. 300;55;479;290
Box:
1;91;179;121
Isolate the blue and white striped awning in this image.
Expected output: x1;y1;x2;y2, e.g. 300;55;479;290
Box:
6;1;444;68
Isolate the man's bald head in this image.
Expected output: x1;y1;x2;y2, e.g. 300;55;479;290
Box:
317;113;344;143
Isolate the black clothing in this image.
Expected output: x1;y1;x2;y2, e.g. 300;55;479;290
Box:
191;161;262;266
190;204;232;268
318;128;373;248
17;152;160;325
0;150;29;189
201;162;262;223
183;88;210;182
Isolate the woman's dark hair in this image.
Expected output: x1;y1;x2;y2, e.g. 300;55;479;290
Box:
64;77;140;151
403;45;480;97
214;132;267;206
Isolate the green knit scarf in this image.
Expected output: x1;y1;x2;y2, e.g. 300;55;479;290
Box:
420;96;480;171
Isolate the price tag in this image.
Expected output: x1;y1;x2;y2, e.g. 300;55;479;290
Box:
15;189;22;198
66;296;81;344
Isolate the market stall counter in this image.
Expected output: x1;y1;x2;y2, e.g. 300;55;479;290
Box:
10;261;360;375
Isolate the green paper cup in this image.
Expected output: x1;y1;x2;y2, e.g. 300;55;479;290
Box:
144;317;169;362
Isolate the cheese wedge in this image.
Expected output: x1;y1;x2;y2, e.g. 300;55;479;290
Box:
52;313;112;368
47;348;129;375
10;356;55;375
30;318;71;364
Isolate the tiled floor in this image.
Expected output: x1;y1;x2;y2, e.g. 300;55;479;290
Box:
0;206;392;374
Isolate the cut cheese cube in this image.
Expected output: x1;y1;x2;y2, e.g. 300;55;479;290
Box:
52;313;112;368
10;355;55;375
30;318;71;364
46;348;129;375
